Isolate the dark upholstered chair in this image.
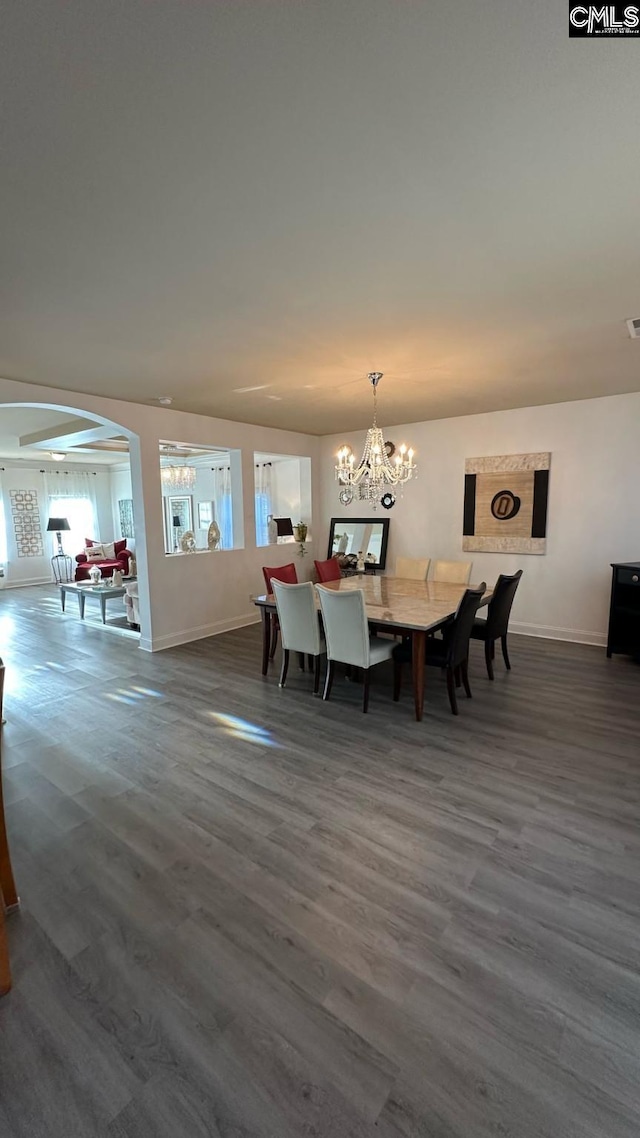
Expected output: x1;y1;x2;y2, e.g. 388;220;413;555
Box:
392;584;487;715
314;557;341;583
261;563;298;659
470;570;523;679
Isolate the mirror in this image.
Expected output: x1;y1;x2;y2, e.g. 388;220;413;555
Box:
327;517;390;570
164;495;193;553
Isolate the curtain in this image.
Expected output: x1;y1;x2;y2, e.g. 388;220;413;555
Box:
212;466;233;550
254;462;273;547
0;471;7;566
44;470;99;557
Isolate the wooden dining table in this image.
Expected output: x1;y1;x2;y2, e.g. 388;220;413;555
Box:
254;575;492;722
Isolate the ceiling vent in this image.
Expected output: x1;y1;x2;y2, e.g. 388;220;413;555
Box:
626;318;640;339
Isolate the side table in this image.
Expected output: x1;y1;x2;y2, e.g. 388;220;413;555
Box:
51;554;73;583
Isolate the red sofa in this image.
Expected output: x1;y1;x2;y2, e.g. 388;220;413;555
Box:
75;538;133;582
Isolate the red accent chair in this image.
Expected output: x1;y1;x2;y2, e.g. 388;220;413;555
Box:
314;557;341;583
262;563;298;660
75;539;133;582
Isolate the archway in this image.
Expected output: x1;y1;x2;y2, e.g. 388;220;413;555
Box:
0;400;148;643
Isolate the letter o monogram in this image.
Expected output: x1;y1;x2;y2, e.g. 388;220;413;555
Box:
490;490;521;521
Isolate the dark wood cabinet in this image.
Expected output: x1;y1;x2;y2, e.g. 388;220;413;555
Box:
607;562;640;659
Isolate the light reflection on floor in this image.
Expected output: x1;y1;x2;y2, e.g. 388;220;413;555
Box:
205;710;278;747
103;685;165;706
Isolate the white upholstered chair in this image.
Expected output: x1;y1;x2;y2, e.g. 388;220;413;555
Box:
433;560;473;585
272;580;324;693
395;557;431;581
316;586;395;712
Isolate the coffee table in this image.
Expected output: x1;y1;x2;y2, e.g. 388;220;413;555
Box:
59;581;127;624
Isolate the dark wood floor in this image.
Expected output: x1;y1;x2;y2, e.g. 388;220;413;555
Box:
1;585;640;1137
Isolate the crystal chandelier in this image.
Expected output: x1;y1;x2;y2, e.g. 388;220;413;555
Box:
335;373;415;506
161;464;196;493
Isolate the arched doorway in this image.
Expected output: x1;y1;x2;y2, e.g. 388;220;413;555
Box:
0;400;148;643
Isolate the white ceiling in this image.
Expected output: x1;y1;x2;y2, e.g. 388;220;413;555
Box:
1;1;639;435
0;407;124;465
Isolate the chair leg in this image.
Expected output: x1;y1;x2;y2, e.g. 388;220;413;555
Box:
308;654;314;671
297;652;305;671
484;640;495;680
313;655;321;695
501;635;511;670
269;616;279;659
461;657;472;698
446;668;459;715
323;660;335;701
362;669;371;713
393;661;402;702
279;649;290;688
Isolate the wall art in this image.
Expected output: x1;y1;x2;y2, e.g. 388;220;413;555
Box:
463;453;550;555
10;489;44;557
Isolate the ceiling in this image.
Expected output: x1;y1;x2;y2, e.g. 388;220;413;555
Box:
0;407;125;465
1;1;639;435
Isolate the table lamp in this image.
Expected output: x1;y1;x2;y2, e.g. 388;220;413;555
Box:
46;516;71;555
274;518;293;542
172;513;181;552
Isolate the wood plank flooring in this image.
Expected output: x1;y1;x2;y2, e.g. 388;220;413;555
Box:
1;584;639;1137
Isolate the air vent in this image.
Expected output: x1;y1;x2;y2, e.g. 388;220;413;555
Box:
626;318;640;339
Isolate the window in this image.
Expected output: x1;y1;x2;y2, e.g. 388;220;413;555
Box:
47;496;96;556
254;462;273;547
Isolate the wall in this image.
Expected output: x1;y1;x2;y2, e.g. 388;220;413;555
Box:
0;377;319;649
319;392;640;645
0;461;116;588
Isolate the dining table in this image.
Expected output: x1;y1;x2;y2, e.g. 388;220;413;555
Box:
254;575;493;722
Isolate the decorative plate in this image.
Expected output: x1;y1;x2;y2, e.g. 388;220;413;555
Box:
380;492;396;510
339;487;354;506
207;521;221;550
180;530;197;553
384;440;396;458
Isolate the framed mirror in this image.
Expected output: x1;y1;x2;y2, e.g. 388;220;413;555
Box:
327;517;390;570
165;495;193;553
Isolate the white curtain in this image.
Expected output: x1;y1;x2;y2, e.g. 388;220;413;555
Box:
0;471;7;566
212;466;233;550
44;470;99;556
254;462;273;547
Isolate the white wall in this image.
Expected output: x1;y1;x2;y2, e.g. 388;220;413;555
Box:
0;377;319;649
0;461;116;588
320;392;640;645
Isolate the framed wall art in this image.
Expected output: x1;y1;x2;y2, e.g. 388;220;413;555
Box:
463;453;550;555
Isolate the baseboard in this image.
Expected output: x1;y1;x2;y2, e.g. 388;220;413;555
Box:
140;611;261;652
510;621;606;648
0;576;53;589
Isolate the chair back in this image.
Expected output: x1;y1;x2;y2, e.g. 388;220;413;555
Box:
272;580;322;656
395;557;430;581
262;562;298;593
484;571;523;639
444;583;487;668
316;586;370;668
314;557;342;583
433;559;472;585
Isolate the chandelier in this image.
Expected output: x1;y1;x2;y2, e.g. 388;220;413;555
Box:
335;373;415;507
161;464;196;493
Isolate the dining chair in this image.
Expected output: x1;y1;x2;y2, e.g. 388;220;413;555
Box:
470;570;523;679
314;557;342;583
262;563;298;659
272;580;324;693
0;663;18;997
395;557;431;581
393;583;487;715
316;586;395;712
433;559;473;585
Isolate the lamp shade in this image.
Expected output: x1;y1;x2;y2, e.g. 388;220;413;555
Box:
47;517;70;532
172;515;181;527
274;517;294;537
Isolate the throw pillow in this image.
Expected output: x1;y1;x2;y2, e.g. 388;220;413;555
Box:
101;541;116;560
86;544;106;560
